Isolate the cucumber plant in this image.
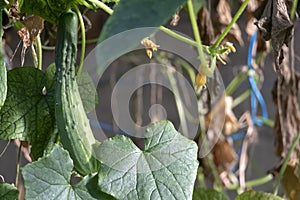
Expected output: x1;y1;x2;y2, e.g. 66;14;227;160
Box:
0;0;296;200
54;10;99;176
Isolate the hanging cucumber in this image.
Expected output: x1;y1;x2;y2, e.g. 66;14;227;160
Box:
55;11;99;176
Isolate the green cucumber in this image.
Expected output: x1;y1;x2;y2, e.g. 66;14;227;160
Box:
55;11;99;176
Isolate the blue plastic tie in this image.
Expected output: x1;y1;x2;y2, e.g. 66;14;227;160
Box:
247;33;268;126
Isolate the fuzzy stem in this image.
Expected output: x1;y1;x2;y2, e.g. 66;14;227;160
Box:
159;26;198;47
88;0;113;15
187;0;208;74
36;35;42;70
227;174;274;190
74;6;86;76
274;131;300;195
210;0;249;52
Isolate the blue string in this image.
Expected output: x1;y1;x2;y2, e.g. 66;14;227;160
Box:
230;33;270;172
247;33;268;126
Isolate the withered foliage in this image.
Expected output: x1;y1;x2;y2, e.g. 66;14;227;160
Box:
197;7;215;45
272;49;300;160
197;0;243;46
255;0;294;70
282;161;300;200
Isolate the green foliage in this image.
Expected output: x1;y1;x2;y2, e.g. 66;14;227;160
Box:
0;183;19;200
0;65;97;159
1;0;291;199
0;67;56;159
22;145;113;200
95;121;199;200
77;69;98;113
235;190;284;200
18;0;95;24
99;0;186;42
193;188;229;200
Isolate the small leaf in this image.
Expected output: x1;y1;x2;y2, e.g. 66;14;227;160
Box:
0;67;56;159
95;120;199;200
193;188;229;200
99;0;186;42
0;183;19;200
235;190;284;200
22;144;112;200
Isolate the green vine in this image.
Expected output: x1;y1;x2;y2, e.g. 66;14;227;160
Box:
274;131;300;195
74;6;86;76
210;0;249;53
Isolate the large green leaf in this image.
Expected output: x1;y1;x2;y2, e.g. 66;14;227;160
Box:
193;188;229;200
99;0;186;42
0;67;56;159
95;120;199;200
0;183;19;200
235;190;283;200
22;144;113;200
18;0;95;24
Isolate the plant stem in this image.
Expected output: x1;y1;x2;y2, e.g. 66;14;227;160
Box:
225;71;249;95
290;0;298;20
187;0;208;74
36;34;42;70
31;45;38;68
15;142;22;187
227;174;274;190
83;38;99;44
75;6;86;76
257;117;274;128
274;131;300;195
0;140;10;158
165;68;188;137
159;26;198;47
232;89;251;108
42;45;55;51
210;0;249;52
89;0;113;15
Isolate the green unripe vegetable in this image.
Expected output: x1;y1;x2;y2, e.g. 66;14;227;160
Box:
55;11;99;176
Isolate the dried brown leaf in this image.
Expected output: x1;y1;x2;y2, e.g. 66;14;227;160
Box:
214;0;244;45
272;47;300;159
282;161;300;200
213;139;237;173
255;0;294;70
22;15;44;43
197;7;215;45
224;96;239;135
